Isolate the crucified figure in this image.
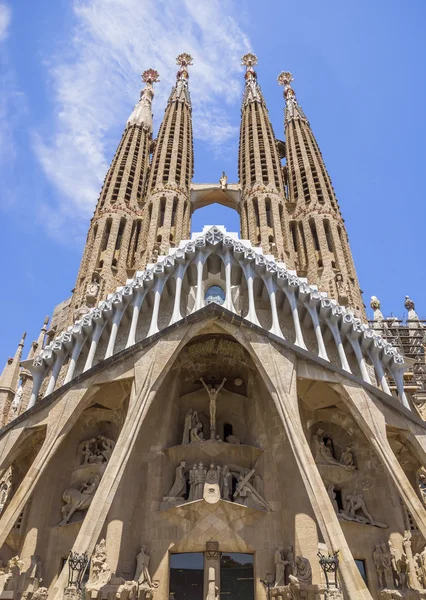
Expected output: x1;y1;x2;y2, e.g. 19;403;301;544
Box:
199;377;227;439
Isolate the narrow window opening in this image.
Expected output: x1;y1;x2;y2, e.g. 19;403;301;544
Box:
309;219;320;251
159;197;166;227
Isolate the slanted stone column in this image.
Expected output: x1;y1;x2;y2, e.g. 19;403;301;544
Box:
50;328;196;600
335;382;426;538
248;338;372;599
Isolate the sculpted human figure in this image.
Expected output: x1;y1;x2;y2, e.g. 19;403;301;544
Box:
81;438;96;465
165;461;187;499
60;474;101;525
195;462;206;500
381;543;394;589
340;446;355;468
294;556;312;584
373;544;386;588
134;547;153;587
219;171;228;190
285;545;295;583
199;377;227;439
190;422;204;444
389;541;400;589
274;544;286;587
99;437;115;462
327;485;339;514
344;490;374;524
182;409;198;445
403;529;419;589
221;466;232;500
188;464;197;502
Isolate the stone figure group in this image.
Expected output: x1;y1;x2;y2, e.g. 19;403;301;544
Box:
0;467;12;516
313;430;356;471
163;461;269;510
274;545;312;588
181;407;241;445
0;554;45;600
78;435;115;466
327;485;387;528
373;531;426;592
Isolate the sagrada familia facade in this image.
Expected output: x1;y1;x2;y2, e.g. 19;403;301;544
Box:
0;52;425;600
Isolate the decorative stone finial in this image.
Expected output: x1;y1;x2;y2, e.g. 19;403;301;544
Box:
370;296;381;310
277;70;308;124
43;316;49;326
176;53;193;80
19;332;27;346
277;71;296;100
241;53;258;81
141;68;160;85
405;296;415;311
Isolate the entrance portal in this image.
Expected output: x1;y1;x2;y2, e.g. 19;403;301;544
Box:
220;553;254;599
169;553;204;600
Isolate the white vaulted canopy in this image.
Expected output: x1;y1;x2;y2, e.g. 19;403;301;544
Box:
23;226;409;410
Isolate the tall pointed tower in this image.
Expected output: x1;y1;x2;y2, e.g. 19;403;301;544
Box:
239;54;293;264
141;53;194;265
278;71;364;314
68;68;160;321
0;332;25;426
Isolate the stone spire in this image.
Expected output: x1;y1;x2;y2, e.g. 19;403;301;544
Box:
0;332;26;426
278;70;364;315
238;54;292;263
141;53;194;265
67;70;160;323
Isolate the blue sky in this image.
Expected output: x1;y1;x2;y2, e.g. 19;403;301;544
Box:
0;0;425;363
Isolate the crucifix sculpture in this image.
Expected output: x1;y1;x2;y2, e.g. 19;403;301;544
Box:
199;377;227;440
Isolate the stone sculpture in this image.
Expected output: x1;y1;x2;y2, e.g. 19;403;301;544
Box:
203;463;221;504
340;446;355;468
285;545;295;583
78;435;115;466
403;529;420;590
200;377;227;439
88;539;110;586
59;474;100;525
219;171;228;191
32;587;49;600
190;421;204;444
182;409;198;445
373;543;388;589
274;544;286;587
380;543;394;589
161;461;269;510
226;434;240;445
313;429;356;471
164;461;187;500
0;467;12;516
294;556;312;584
327;485;340;513
234;469;270;511
340;490;387;528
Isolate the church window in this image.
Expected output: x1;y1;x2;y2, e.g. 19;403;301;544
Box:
290;221;298;252
253;199;260;228
101;219;112;252
205;286;225;306
159;198;166;227
115;218;126;251
171;198;178;227
265;198;272;228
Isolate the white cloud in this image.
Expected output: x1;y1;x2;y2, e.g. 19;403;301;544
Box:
0;2;10;42
34;0;251;239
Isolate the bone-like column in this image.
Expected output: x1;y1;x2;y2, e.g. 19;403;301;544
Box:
250;341;372;599
50;333;186;600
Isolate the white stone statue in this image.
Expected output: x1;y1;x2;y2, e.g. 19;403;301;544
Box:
59;474;101;525
327;485;339;514
11;387;23;414
203;463;221;504
0;468;12;516
219;171;228;191
274;544;286;587
134;547;153;587
200;377;227;439
165;461;187;500
380;543;394;589
188;464;197;502
285;545;295;582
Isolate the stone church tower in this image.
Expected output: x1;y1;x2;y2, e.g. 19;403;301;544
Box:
0;53;426;600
